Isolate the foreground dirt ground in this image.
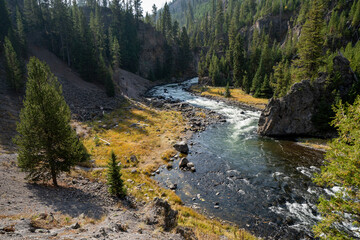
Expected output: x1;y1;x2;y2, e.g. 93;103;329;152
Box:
0;153;184;240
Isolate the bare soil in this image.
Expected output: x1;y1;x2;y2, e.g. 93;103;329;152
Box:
0;154;183;240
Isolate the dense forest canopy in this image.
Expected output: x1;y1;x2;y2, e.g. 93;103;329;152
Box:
0;0;193;97
165;0;360;96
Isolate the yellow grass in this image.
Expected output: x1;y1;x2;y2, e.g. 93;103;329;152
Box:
191;85;268;110
297;138;330;152
83;101;186;171
78;100;258;240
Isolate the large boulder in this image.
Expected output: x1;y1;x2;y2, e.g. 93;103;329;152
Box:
173;141;189;154
179;158;189;169
258;55;358;138
143;198;178;231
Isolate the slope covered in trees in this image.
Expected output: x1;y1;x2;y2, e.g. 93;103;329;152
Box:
166;0;360;131
168;0;359;97
1;0;194;98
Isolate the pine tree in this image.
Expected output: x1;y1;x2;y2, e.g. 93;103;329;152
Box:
0;0;11;43
152;4;157;26
162;3;172;41
215;0;224;36
111;37;121;69
258;74;272;98
296;0;325;81
209;54;221;86
272;60;291;98
313;96;360;239
4;37;24;92
224;81;231;98
352;0;360;27
233;33;246;88
14;57;89;186
178;27;191;72
23;0;42;32
107;151;125;197
16;7;27;57
134;0;143;24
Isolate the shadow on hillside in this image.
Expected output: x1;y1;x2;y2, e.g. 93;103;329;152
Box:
26;183;107;219
0;88;22;153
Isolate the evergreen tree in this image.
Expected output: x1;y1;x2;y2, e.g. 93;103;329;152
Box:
23;0;43;32
224;81;231;98
313;97;360;239
215;0;224;36
52;0;73;66
272;60;291;98
14;57;89;186
198;50;206;77
111;37;121;69
209;54;221;86
233;33;246;88
161;3;172;41
352;0;360;27
4;37;24;92
16;7;27;57
152;4;157;26
258;74;272;98
107;151;125;197
178;27;191;72
134;0;143;25
0;0;11;44
295;0;325;81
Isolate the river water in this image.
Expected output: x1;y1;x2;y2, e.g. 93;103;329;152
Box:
148;78;329;239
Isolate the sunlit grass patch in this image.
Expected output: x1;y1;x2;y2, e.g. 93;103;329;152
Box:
191;85;268;110
83;101;186;171
296;138;330;152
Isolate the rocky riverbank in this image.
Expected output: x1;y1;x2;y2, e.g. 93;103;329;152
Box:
145;97;227;133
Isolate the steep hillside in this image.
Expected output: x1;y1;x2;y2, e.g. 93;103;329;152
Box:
0;44;155;152
166;0;360;135
29;45;122;121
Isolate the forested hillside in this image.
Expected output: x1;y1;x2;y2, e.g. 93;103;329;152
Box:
0;0;194;98
166;0;359;98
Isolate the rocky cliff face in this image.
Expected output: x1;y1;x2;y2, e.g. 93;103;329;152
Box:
258;55;358;138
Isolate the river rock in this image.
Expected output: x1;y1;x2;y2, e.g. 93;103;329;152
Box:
173;141;189;154
258;55;358;138
187;162;194;168
179;158;189;169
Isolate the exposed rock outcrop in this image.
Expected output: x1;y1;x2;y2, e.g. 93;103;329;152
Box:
258;55;358;138
143;198;178;231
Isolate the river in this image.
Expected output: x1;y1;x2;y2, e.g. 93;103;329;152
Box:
148;78;330;239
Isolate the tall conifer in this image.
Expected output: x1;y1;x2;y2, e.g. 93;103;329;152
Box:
14;57;89;186
296;0;325;81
